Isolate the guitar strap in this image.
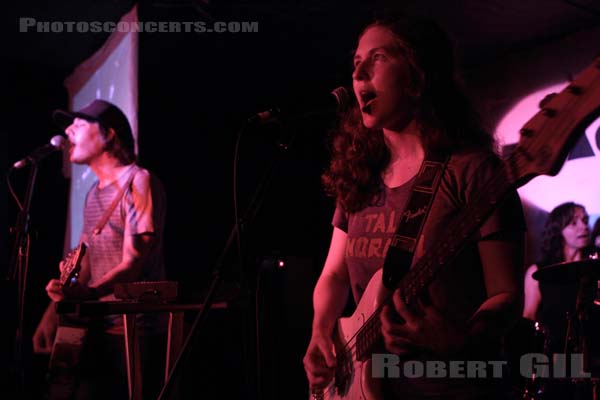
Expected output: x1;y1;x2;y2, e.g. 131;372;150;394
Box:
90;165;138;237
382;152;449;290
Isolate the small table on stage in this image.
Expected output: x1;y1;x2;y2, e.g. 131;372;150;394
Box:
56;300;228;400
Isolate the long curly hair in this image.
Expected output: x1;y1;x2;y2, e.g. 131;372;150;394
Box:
322;17;492;213
538;202;588;267
592;218;600;248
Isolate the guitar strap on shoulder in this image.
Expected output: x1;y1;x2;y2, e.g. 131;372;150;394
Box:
382;152;449;290
90;165;138;237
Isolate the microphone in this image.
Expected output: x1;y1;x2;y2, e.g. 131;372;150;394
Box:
12;135;66;169
249;86;353;124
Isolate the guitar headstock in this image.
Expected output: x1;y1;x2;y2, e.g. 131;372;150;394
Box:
505;57;600;187
60;242;87;289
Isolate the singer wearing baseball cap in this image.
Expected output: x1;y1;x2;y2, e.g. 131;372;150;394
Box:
33;99;167;400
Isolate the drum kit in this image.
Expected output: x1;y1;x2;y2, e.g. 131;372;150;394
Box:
518;257;600;400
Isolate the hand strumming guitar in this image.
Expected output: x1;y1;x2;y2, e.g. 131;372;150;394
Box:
303;331;337;390
45;279;99;302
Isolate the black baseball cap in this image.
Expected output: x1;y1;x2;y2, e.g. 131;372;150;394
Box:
53;99;134;156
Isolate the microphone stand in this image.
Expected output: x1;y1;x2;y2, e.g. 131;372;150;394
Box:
8;162;40;396
157;122;296;400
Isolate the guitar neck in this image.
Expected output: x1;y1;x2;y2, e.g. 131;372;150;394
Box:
401;57;600;303
60;242;87;287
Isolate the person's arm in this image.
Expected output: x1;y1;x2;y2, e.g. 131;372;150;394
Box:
303;227;351;389
32;302;59;354
92;170;161;296
312;227;351;334
463;236;525;353
88;233;154;297
523;264;541;321
462;160;526;352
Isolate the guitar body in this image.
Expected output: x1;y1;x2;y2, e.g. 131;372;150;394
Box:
47;324;88;400
46;242;88;400
320;270;390;400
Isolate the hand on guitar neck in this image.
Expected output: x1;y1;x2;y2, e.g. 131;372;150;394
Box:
45;242;98;302
45;280;98;302
380;290;468;358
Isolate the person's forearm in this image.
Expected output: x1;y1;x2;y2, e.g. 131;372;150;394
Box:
523;265;541;320
312;272;350;336
89;234;154;297
43;301;58;320
89;261;143;297
466;292;522;350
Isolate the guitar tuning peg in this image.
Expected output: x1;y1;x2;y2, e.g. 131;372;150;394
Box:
538;93;556;109
520;128;534;137
567;85;583;95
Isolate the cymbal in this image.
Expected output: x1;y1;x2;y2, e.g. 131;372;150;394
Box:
532;258;600;284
